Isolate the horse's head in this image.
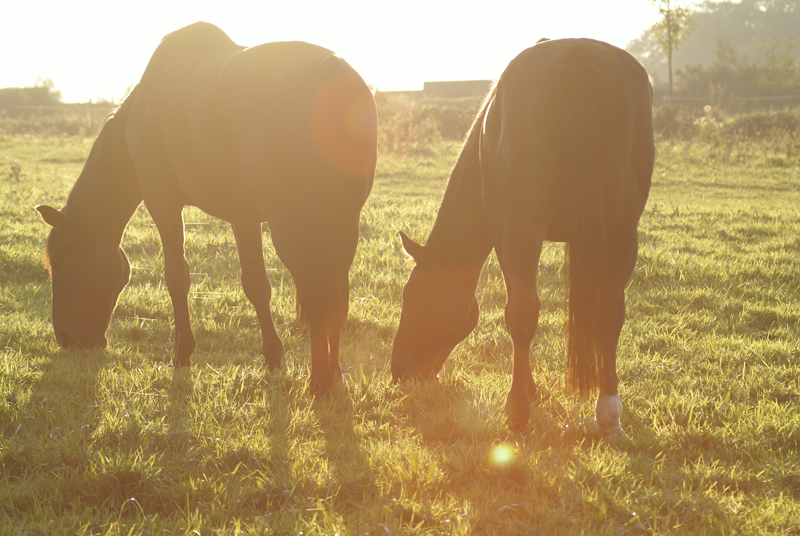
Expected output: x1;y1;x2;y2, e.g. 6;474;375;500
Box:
391;232;481;382
36;205;131;349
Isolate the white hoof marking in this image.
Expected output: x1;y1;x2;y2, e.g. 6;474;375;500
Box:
595;394;623;436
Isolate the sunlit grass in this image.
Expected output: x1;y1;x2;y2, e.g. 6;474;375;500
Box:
0;133;798;534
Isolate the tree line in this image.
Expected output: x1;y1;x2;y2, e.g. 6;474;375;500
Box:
0;79;62;109
629;0;800;108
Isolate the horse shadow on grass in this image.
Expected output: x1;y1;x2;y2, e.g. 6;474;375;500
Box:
159;337;379;521
393;370;573;447
287;316;386;512
120;313;386;513
392;372;778;533
7;346;107;441
2;346;108;511
309;384;377;505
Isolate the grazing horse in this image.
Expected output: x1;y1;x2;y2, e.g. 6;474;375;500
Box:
391;39;654;433
35;22;378;393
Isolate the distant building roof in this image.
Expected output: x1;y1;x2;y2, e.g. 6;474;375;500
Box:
422;80;493;97
378;80;494;99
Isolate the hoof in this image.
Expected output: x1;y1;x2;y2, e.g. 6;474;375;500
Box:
173;333;195;368
508;418;528;434
602;425;627;439
264;355;282;371
601;425;630;450
263;341;283;371
595;394;623;436
173;354;192;368
506;388;531;432
309;374;335;396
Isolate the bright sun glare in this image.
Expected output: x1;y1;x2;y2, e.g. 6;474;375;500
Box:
489;443;515;468
2;0;658;103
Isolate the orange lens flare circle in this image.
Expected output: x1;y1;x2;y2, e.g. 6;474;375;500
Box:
310;72;377;178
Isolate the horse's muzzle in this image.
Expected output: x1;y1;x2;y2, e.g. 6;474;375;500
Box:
55;328;107;349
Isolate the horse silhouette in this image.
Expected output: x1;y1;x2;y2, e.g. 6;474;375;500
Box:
36;22;377;393
391;38;654;433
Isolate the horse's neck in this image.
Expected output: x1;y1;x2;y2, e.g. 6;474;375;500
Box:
65;94;142;245
425;137;493;266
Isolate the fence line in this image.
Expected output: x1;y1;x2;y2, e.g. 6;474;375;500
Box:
0;104;116;111
664;94;800;103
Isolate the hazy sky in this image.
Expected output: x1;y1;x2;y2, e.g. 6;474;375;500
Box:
2;0;660;103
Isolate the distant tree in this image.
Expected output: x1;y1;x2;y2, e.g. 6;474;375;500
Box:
710;33;737;73
0;77;61;108
674;34;741;103
648;0;695;98
34;77;62;104
626;27;667;81
674;31;800;105
755;36;800;93
707;34;740;99
629;0;800;87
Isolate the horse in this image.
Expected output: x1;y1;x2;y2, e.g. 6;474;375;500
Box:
391;38;654;434
35;22;378;393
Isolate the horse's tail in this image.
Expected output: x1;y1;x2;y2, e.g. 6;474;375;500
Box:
291;54;377;327
563;86;616;396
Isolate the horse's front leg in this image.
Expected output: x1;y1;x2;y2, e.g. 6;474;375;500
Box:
498;222;547;431
231;222;283;370
308;321;334;394
149;207;195;367
326;304;348;381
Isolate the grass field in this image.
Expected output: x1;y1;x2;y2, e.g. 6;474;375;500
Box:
1;128;799;534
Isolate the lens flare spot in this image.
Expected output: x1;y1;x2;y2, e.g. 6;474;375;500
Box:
489;443;515;468
310;71;377;178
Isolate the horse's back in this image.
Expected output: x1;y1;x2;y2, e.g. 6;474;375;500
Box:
126;24;376;223
498;39;650;124
146;21;240;67
481;38;653;231
216;41;377;217
128;22;242;121
125;23;245;215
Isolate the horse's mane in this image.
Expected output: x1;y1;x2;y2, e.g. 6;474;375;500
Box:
438;36;548;206
42;235;53;276
420;82;497;264
41;89;139;276
100;88;137;130
461;83;497;156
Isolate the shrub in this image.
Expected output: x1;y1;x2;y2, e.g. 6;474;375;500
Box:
0;103;114;137
375;92;483;155
726;110;800;139
652;105;699;140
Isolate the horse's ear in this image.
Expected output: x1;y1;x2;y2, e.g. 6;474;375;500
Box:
399;231;425;261
36;205;68;231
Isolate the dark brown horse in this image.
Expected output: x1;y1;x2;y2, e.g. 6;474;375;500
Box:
391;38;654;433
36;22;377;393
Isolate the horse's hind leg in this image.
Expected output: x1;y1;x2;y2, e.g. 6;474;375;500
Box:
148;206;196;367
595;224;639;436
231;222;284;370
309;288;348;393
497;220;549;431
